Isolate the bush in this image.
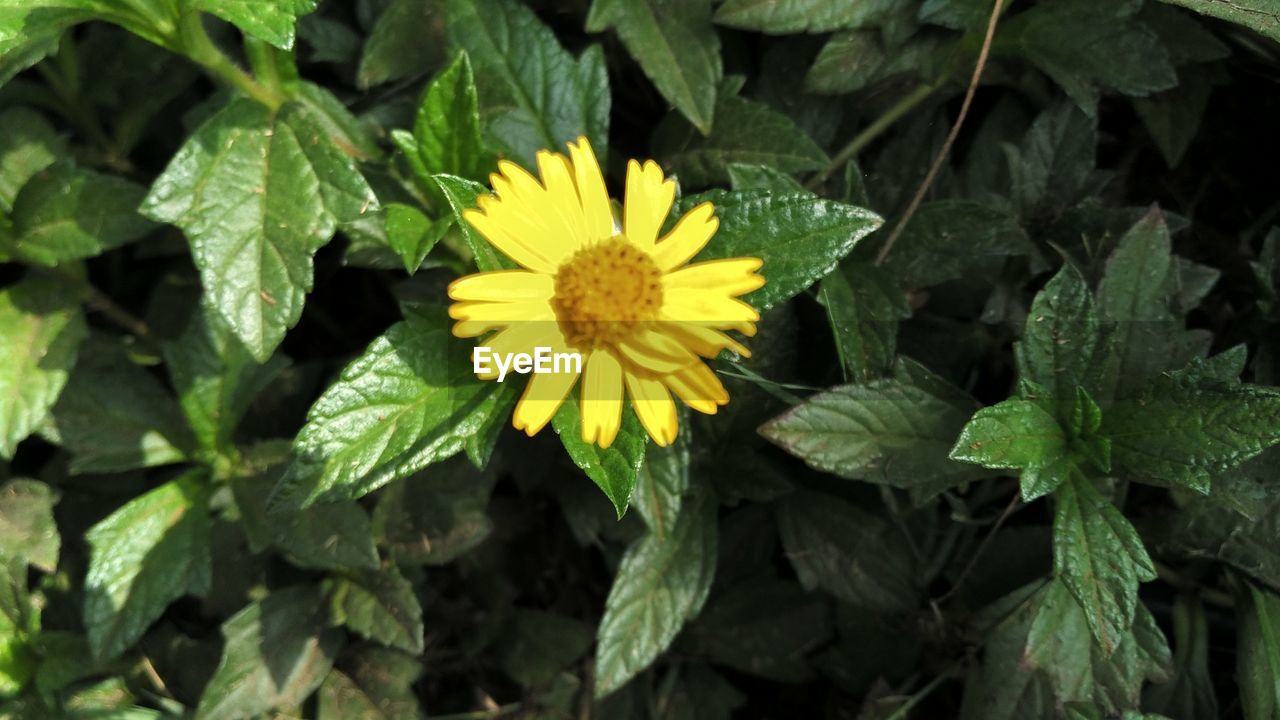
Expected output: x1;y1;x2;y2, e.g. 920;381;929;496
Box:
2;0;1280;718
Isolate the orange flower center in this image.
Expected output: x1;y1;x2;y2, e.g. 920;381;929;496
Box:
552;238;663;350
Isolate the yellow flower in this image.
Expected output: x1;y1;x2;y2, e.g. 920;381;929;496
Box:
447;136;764;449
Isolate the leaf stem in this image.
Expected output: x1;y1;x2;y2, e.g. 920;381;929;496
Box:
805;81;942;191
46;267;152;341
173;10;284;110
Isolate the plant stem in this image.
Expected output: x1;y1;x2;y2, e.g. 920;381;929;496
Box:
805;81;942;191
47;268;152;341
173;10;283;109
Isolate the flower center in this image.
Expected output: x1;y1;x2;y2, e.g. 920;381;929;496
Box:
552;238;663;350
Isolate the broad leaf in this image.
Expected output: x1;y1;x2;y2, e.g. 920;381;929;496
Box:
141;98;378;361
383;203;449;274
357;0;443;88
84;473;212;661
0;479;58;572
394;51;492;184
552;399;648;518
196;585;342;719
679;189;882;312
10;163;154;266
192;0;318;50
0;272;87;458
328;567;424;654
595;491;716;697
950;398;1070;500
0;108;64;212
586;0;721;134
1158;0;1280;43
273;305;503;509
442;0;609;167
818;260;909;383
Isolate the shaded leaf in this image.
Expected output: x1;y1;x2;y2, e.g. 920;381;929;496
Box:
10;163;154;267
0;479;58;573
328;567;424;654
192;0;318;50
553;399;648;518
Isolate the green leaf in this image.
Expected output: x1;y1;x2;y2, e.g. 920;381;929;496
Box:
1144;597;1218;720
496;609;593;689
1133;68;1215;168
357;0;444;88
273;305;502;509
431;173;512;272
586;0;721;134
777;491;918;611
713;0;875;33
552;398;648;518
1238;582;1280;720
726;163;807;192
632;421;689;538
1157;0;1280;43
372;457;496;566
9;163;154;267
879;200;1033;288
84;473;212;662
1104;375;1280;494
0;479;58;573
196;585;343;720
951;398;1070;501
231;442;379;571
191;0;318;50
760;359;985;493
328;567;424;654
678;189;881;312
165;303;289;456
0;5;92;85
1053;474;1156;654
1007;101;1099;219
1015;263;1116;423
819;260;910;383
384;204;449;274
655;95;827;187
0;108;65;213
443;0;609;167
0;272;87;459
49;337;193;474
804;30;885;95
141;98;378;361
399;51;493;183
595;491;716;697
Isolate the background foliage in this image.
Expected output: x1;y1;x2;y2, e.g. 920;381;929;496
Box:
2;0;1280;717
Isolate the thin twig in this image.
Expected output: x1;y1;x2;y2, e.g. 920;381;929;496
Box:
875;0;1007;266
932;491;1023;605
804;82;942;191
47;268;152;339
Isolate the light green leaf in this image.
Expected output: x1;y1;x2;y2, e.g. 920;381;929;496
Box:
655;95;827;187
192;0;318;50
1158;0;1280;43
552;398;648;518
384;203;449;274
818;260;910;383
714;0;873;33
141;98;378;361
196;585;342;720
84;473;211;662
328;567;424;654
950;398;1070;500
777;491;918;611
677;189;881;312
49;337;193;474
431;173;512;272
400;51;493;183
10;163;154;267
443;0;609;167
0;479;58;573
0;108;65;213
0;5;93;85
0;272;87;459
372;457;496;566
595;491;716;697
1053;474;1157;654
273;305;502;509
586;0;721;134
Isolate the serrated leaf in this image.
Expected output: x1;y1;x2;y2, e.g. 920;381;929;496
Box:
586;0;721;134
384;204;448;274
372;457;496;566
880;200;1033;288
819;261;910;383
552;398;648;518
49;337;193;474
357;0;444;88
141;98;378;361
192;0;318;50
677;189;881;312
713;0;873;33
777;491;918;611
274;305;502;509
761;360;984;492
328;567;424;654
1158;0;1280;43
632;421;689;538
196;585;342;720
1053;474;1157;654
165;303;289;456
0;479;58;573
1104;376;1280;493
443;0;609;167
595;492;716;697
84;473;212;662
951;398;1070;500
431;173;512;272
0;272;87;459
9;163;153;266
655;95;827;187
402;52;493;183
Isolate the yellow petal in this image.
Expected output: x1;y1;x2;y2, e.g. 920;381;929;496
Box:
469;323;557;379
665;362;729;414
625;370;678;446
623;159;675;247
615;326;699;374
581;350;624;448
567;137;613;241
651;202;718;271
513;361;580;437
448;271;554;302
464;208;562;273
662;288;761;325
537;150;588;250
660;321;752;359
448;300;553;325
664;258;765;297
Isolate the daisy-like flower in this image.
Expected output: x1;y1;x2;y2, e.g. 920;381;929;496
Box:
447;136;764;448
